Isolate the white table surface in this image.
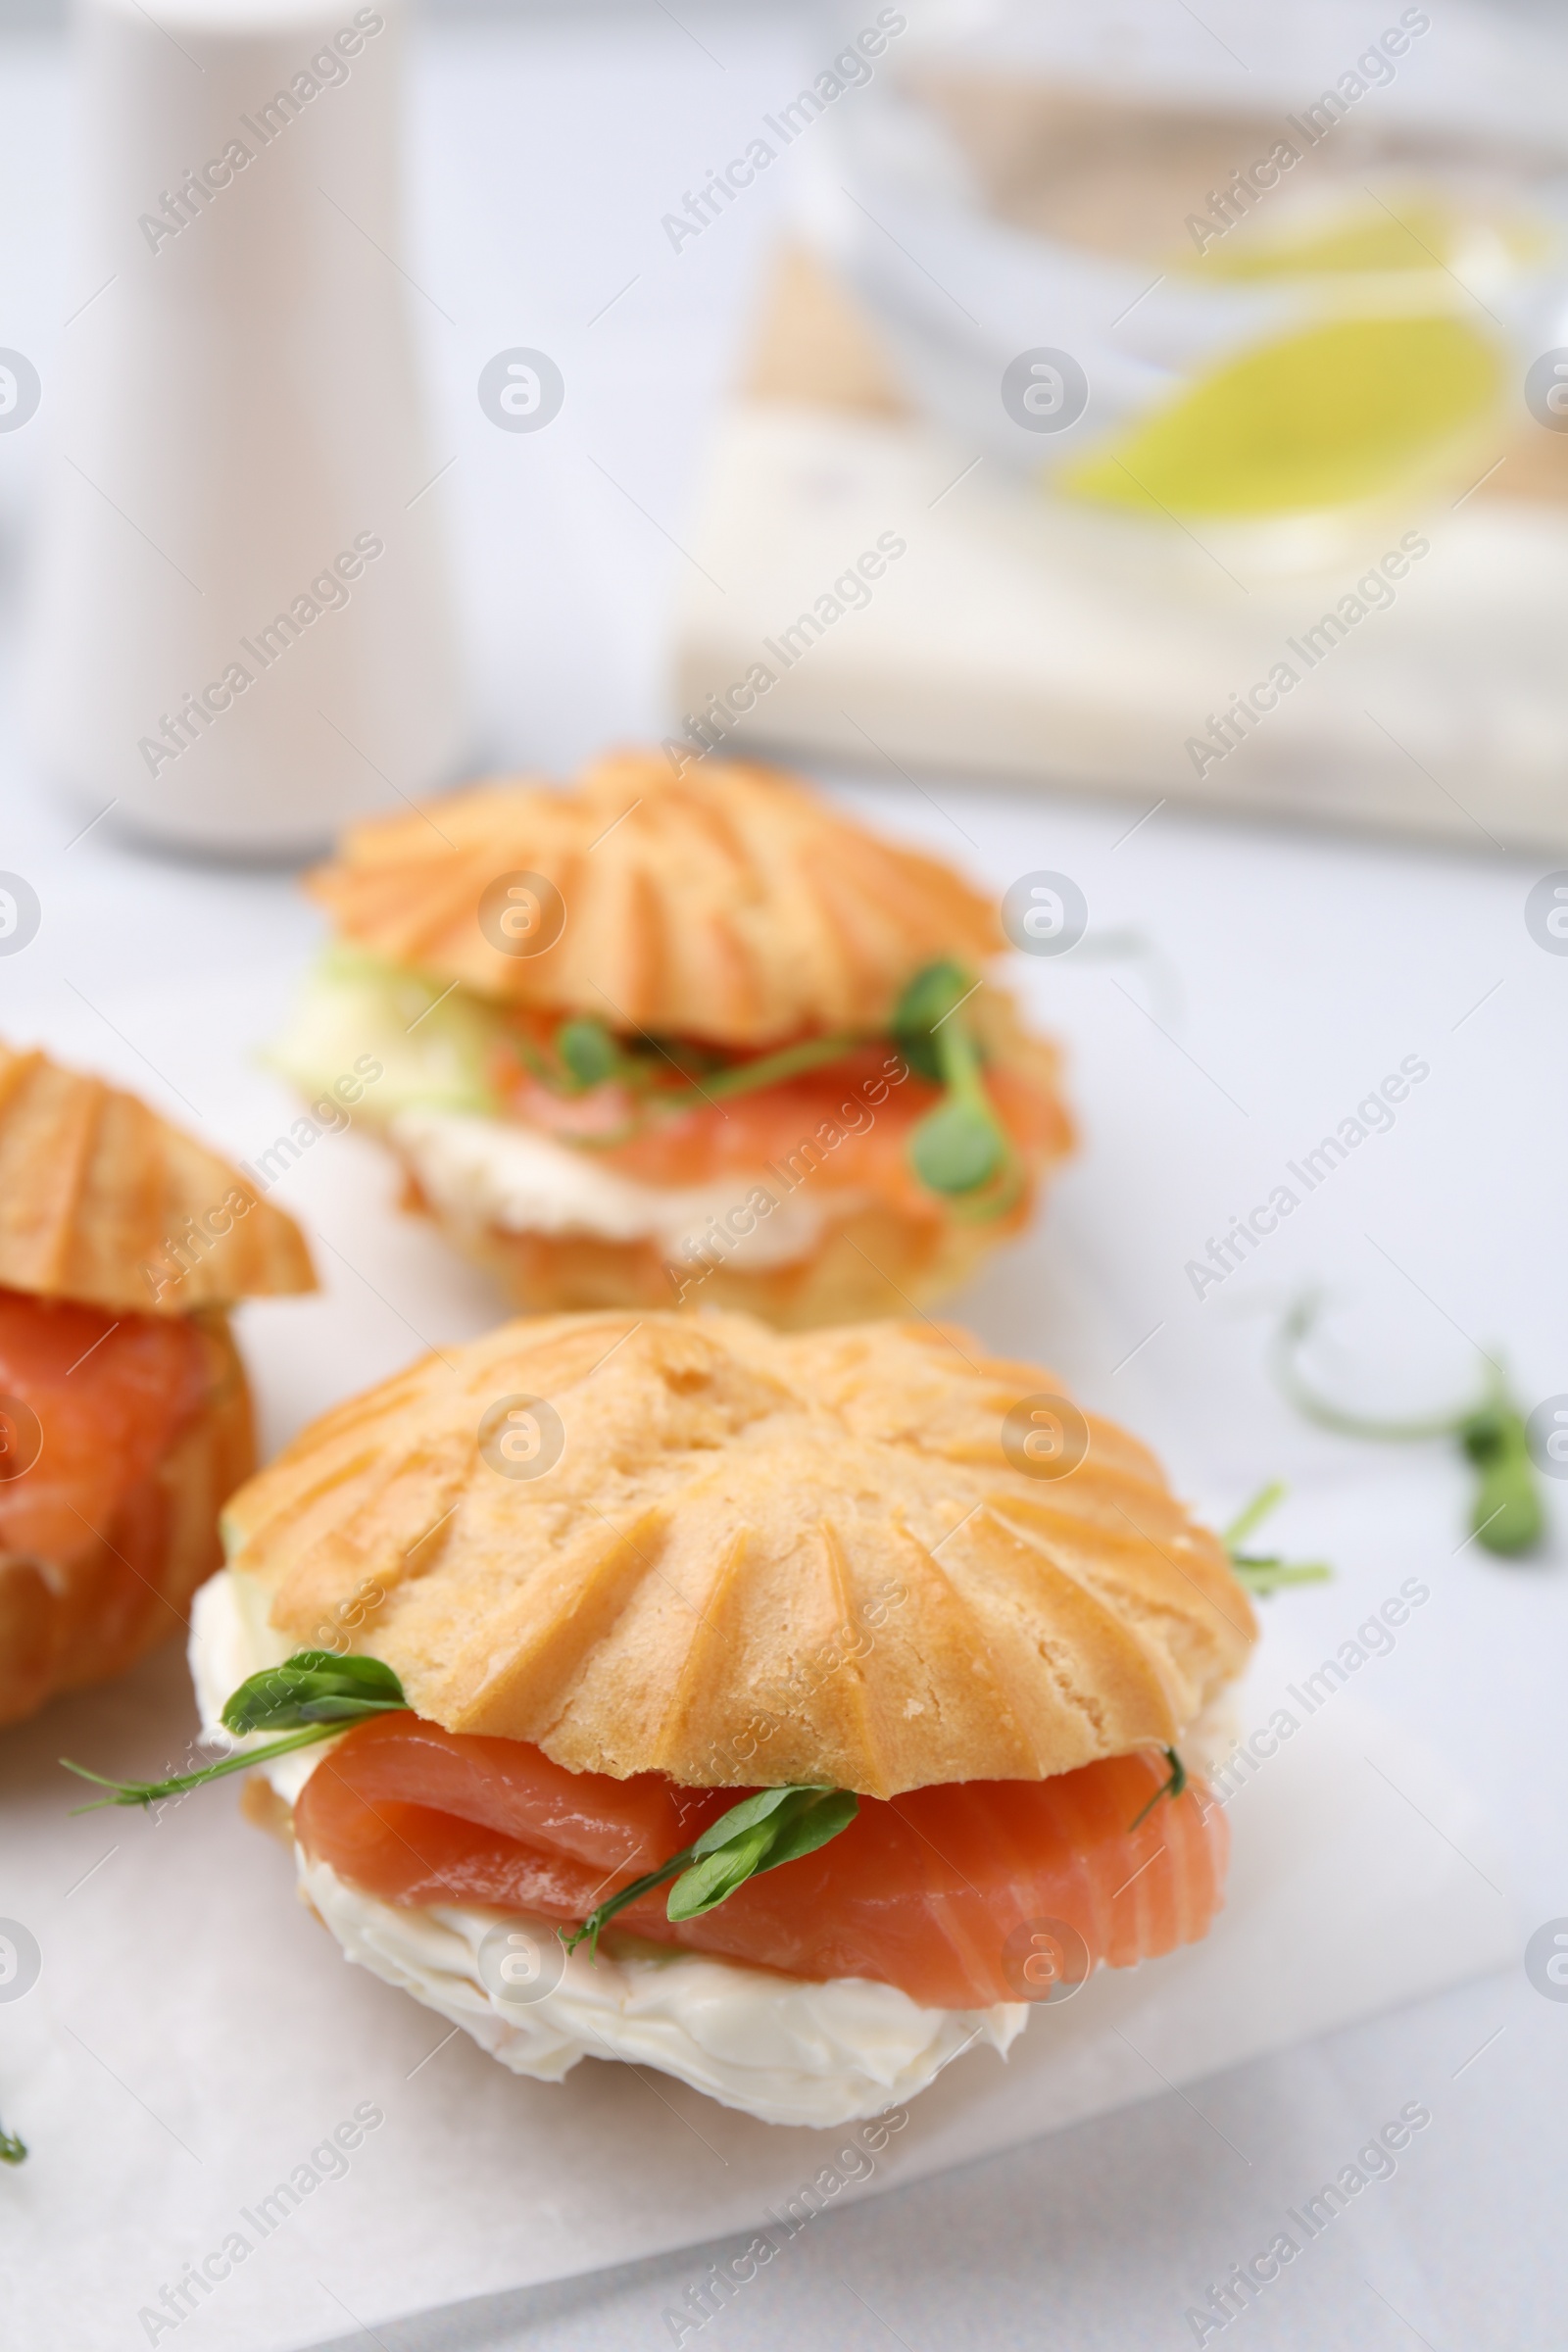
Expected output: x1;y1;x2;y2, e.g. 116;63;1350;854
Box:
1;9;1565;2350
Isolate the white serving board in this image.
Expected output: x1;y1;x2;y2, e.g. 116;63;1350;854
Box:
669;402;1568;854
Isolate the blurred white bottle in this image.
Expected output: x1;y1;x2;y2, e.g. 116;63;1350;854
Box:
29;0;466;856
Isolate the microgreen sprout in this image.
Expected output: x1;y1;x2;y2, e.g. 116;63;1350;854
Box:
692;1031;862;1102
1129;1746;1187;1831
1222;1480;1333;1595
1272;1294;1545;1559
561;1784;859;1959
1129;1482;1335;1835
61;1652;410;1810
0;2110;24;2166
893;962;1019;1214
555;1016;624;1092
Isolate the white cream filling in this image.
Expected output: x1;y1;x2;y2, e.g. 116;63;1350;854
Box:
302;1861;1022;2128
389;1106;858;1272
188;1569;1025;2127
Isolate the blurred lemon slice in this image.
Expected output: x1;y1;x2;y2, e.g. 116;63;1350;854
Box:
1060;313;1502;518
1187;196;1545;280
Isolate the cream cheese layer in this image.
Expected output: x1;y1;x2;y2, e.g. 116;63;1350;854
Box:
390;1106;860;1271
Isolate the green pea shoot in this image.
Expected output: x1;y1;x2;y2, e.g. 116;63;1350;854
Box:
1272;1295;1545;1558
1222;1480;1333;1595
61;1652;410;1810
893;962;1018;1215
561;1785;859;1959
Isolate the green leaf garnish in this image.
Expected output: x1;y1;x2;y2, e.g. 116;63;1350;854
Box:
560;1784;858;1958
1272;1293;1546;1559
907;1097;1006;1196
1455;1400;1545;1557
894;961;1017;1211
669;1787;859;1920
1129;1746;1187;1830
1222;1480;1334;1595
61;1653;410;1810
891;959;970;1084
220;1650;406;1734
556;1017;623;1091
0;2110;24;2165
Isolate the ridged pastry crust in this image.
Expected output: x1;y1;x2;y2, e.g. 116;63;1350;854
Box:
305;749;1004;1045
0;1042;316;1314
0;1312;256;1726
224;1312;1256;1797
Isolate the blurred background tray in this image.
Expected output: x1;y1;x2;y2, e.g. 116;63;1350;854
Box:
672;249;1568;853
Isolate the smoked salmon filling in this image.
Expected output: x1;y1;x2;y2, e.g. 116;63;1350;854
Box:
0;1286;215;1567
494;1028;1070;1221
295;1718;1228;2011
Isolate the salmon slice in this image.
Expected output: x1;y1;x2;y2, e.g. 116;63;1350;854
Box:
0;1286;213;1566
294;1718;1228;2009
497;1043;1068;1211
